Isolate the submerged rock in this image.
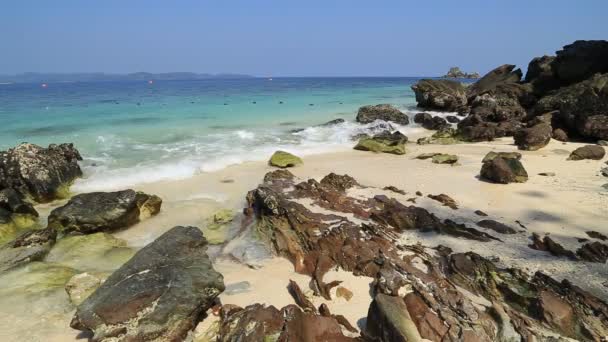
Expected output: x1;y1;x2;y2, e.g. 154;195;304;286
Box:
0;227;56;272
356;104;409;125
269;150;303;168
0;143;82;203
202;209;236;245
411;79;468;112
70;226;225;341
480;152;528;184
0;188;39;244
567;145;606;160
65;272;108;306
354;131;408;155
48;189;162;234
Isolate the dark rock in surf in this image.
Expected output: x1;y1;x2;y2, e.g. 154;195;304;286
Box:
356;104;409;125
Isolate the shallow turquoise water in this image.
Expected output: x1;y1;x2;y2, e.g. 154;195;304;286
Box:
0;77;427;190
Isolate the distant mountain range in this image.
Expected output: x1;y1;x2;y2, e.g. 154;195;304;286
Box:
0;72;255;83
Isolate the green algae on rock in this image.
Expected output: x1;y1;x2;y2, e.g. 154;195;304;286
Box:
354;131;407;155
0;261;77;296
431;154;459;164
268;151;303;168
65;272;108;306
202;209;237;245
0;188;40;245
0;227;57;272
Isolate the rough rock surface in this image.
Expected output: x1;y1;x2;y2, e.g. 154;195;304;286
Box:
427;193;458;209
514;122;553;151
0;143;82;203
0;188;39;243
414;113;449;131
243;170;608;341
577;242;608;263
356;104;409;125
354;131;408;155
467;64;523;100
366;293;421;341
411;79;468;112
48;190;162;234
0;227;56;272
269;150;303;168
567;145;606;161
480;152;528;184
70;226;225;341
476;219;518;234
552;40;608;85
431;153;458;164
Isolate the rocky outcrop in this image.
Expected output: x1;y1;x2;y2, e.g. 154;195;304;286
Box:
269;151;303;168
70;226;225;341
552;40;608;85
354;131;408;155
467;64;523;100
0;143;82;203
48;190;162;234
513;122;553;151
577;241;608;263
411;79;468;112
442;66;480;79
0;188;39;244
243;170;608;341
416;128;460;145
356;104;409;125
567;145;606;161
413;113;449;130
480;151;528;183
476;219;518;234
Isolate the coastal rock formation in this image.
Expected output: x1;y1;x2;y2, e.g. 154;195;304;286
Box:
476;219;518;234
567;145;606;161
411;79;468;112
47;190;162;234
269;150;303;168
552;40;608;85
577;241;608;263
413;113;449;130
356;104;409;125
70;226;225;341
442;66;480;79
354;131;407;155
513;122;553;151
431;153;458;164
202;209;237;245
480;151;528;183
0;227;56;272
416;128;460;145
0;143;82;203
244;170;608;341
0;188;39;243
65;272;108;305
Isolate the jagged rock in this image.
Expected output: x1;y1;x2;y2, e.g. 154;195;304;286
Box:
0;227;56;272
567;145;605;160
48;190;162;234
427;193;458;209
0;188;39;244
552;40;608;85
366;293;421;342
431;154;458;164
70;226;225;341
467;64;523;100
442;66;480;79
356;104;409;125
576;241;608;263
529;233;577;260
411;79;468;112
320;173;358;192
587;231;608;241
0;143;82;203
525;55;561;95
480;152;528;183
269;150;303;168
476;219;517;234
414;113;449;130
535;74;608;140
354;131;408;155
514;122;553;151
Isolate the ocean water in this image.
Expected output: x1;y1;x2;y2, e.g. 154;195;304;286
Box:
0;77;438;191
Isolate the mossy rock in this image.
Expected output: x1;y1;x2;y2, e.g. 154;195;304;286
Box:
418;129;461;145
0;261;77;296
45;232;135;272
201;209;237;245
431;154;459;164
0;214;40;245
269;151;303;168
354;132;407;155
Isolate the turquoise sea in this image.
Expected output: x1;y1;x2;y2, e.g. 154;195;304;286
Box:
0;78;435;191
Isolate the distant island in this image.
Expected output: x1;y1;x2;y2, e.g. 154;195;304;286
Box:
442;66;480;79
0;72;254;83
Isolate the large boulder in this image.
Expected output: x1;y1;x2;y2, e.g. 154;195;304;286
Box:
525;55;561;95
413;113;449;130
567;145;606;161
0;143;82;203
356;104;409;125
48;190;162;234
467;64;523;100
513;122;553;151
0;188;39;244
552;40;608;85
366;293;421;341
354;131;408;155
480;152;528;183
70;226;225;341
411;79;468;112
535;73;608;140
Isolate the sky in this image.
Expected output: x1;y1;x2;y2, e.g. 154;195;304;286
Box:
1;0;607;77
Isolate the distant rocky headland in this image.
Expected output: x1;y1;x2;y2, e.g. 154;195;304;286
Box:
442;66;480;79
0;72;254;83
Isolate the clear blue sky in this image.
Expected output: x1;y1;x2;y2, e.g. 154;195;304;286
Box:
1;0;606;76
